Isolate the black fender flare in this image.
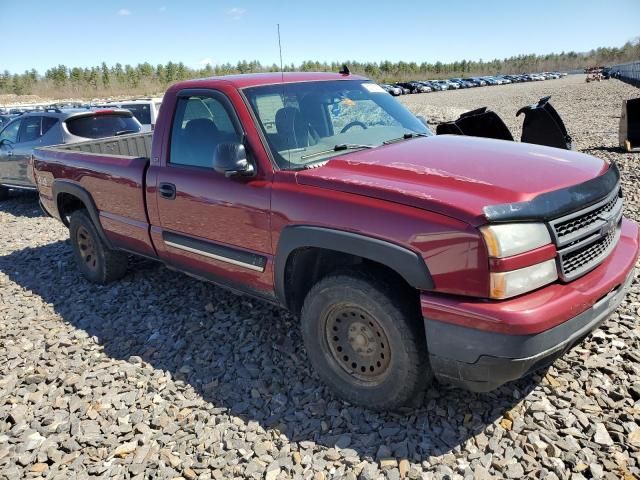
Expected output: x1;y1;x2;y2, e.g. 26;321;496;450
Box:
274;226;434;305
52;180;113;249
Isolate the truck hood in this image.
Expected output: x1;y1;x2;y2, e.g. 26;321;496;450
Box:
296;135;609;226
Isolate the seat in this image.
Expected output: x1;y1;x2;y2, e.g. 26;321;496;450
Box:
274;107;315;151
181;118;220;167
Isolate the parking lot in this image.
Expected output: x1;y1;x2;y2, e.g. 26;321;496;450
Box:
1;75;640;480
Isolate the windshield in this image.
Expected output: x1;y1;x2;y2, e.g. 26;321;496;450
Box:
243;80;432;169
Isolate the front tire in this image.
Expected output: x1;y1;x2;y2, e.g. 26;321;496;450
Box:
0;186;9;201
69;210;128;284
300;269;431;409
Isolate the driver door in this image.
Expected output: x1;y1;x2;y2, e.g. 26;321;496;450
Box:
152;89;273;295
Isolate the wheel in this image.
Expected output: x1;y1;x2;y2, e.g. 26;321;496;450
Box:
0;186;9;201
69;210;128;284
300;269;431;409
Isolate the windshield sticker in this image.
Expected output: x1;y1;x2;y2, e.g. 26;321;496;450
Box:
362;83;386;93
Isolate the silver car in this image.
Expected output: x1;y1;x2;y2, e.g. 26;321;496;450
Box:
0;108;141;197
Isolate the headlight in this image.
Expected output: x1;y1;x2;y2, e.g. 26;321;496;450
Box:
490;259;558;299
480;223;551;258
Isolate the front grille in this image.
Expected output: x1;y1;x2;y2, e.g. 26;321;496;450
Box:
549;185;623;281
559;228;620;279
554;193;620;242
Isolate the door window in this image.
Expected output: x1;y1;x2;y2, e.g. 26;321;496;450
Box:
41;117;59;136
0;119;21;145
169;94;240;168
18;116;44;143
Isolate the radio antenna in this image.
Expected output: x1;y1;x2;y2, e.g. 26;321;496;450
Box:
277;23;284;84
277;23;290;169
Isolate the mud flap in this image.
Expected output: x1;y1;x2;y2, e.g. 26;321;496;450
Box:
516;96;572;150
619;98;640;152
436;107;514;141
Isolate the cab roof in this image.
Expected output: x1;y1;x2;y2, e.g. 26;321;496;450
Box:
171;72;369;90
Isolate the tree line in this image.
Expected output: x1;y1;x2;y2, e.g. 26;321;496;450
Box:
1;40;638;99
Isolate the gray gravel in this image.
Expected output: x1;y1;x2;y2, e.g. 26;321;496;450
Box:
2;75;640;479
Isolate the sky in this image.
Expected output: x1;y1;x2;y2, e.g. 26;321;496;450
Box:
1;0;639;74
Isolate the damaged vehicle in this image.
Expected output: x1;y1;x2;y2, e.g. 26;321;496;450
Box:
33;72;638;409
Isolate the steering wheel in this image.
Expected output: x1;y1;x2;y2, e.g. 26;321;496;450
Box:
340;121;368;134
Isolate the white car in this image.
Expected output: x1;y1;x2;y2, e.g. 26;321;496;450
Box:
103;98;163;132
431;80;449;90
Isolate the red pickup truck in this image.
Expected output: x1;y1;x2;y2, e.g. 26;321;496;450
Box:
33;72;639;409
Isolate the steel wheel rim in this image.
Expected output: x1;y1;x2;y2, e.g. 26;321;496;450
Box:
324;305;391;383
77;225;98;272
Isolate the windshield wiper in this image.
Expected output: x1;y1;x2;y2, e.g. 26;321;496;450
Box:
300;143;375;160
382;132;430;145
114;129;139;136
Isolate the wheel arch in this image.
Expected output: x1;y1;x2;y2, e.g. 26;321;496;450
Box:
52;180;113;249
275;226;434;312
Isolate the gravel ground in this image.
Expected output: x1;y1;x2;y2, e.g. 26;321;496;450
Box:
1;75;640;480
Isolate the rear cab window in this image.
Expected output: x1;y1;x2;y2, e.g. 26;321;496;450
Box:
254;95;285;134
65;113;141;139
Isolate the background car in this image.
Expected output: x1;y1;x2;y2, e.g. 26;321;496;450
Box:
396;82;424;94
429;80;449;90
449;78;471;88
466;77;486;86
0;114;17;128
0;108;142;192
380;84;403;96
420;81;440;91
412;81;433;92
101;98;162;132
481;76;500;85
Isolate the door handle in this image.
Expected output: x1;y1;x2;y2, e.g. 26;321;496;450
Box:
158;182;176;200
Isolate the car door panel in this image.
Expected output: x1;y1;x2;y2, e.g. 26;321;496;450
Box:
9;116;62;187
0;118;21;184
152;89;274;295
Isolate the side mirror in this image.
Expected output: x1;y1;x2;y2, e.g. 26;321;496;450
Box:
212;142;255;178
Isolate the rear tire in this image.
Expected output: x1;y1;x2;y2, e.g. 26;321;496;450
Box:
0;186;9;201
300;269;431;410
69;210;128;284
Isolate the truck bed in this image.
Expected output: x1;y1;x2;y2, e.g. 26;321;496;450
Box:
34;132;155;257
39;132;153;158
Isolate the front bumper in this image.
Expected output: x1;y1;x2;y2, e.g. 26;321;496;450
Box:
422;218;639;392
426;268;635;391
